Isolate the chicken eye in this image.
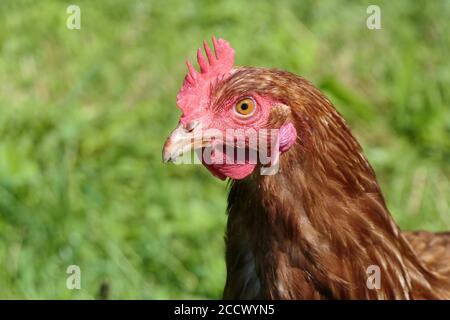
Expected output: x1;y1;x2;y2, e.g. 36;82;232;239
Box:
234;98;256;117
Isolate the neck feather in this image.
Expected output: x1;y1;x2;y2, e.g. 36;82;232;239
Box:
224;88;445;299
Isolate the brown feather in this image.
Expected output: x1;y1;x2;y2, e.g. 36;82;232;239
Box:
404;231;450;279
221;68;450;299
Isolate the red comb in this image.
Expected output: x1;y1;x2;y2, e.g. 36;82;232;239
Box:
176;37;235;116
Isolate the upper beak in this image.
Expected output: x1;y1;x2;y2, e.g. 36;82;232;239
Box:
162;121;207;163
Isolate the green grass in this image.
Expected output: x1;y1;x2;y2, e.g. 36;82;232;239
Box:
0;0;448;299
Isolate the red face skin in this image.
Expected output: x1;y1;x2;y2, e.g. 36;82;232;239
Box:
180;92;297;180
163;38;297;180
180;93;278;180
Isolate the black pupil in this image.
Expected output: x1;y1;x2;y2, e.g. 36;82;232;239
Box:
241;103;249;110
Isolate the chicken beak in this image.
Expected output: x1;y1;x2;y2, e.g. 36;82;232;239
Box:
162;122;207;163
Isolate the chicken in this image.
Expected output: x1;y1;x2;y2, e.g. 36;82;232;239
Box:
162;37;450;299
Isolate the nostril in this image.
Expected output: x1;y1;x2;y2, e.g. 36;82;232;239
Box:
185;120;200;132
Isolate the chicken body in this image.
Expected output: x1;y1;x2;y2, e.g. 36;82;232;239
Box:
222;68;450;300
163;38;450;300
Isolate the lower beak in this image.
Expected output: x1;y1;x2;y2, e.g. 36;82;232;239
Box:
162;123;208;163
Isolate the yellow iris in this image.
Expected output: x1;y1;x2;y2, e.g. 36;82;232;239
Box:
235;98;255;116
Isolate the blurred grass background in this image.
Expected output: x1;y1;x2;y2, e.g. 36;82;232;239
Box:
0;0;449;299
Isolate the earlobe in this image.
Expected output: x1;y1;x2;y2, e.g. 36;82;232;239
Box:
259;122;296;176
279;122;297;152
